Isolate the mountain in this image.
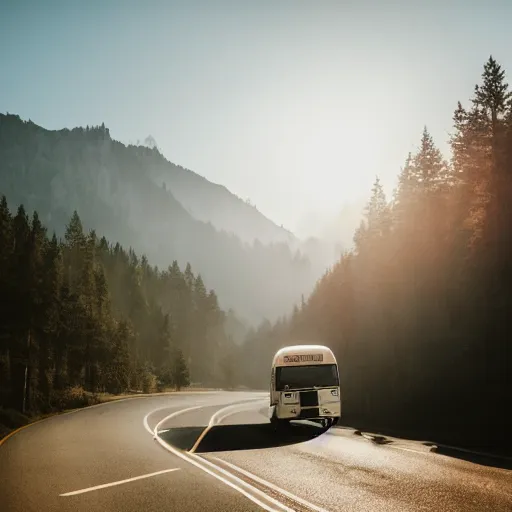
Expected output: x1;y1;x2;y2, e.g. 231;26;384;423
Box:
143;149;297;246
0;114;316;323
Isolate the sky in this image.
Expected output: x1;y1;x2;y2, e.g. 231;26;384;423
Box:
1;0;512;238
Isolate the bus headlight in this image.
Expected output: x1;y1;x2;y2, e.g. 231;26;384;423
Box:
281;391;299;404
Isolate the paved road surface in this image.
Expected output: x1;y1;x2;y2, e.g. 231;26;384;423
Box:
1;391;511;511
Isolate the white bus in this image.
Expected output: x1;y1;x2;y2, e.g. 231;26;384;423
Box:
269;344;341;428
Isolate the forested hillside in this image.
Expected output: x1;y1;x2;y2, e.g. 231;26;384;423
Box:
0;202;241;415
241;56;512;454
0;115;314;323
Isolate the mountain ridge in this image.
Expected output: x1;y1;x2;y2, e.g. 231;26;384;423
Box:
134;133;297;245
0;113;316;324
138;146;297;246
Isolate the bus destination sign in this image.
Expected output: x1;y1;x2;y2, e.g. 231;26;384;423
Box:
283;354;323;363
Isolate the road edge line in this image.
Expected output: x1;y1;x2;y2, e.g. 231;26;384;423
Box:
0;390;226;448
0;396;146;447
152;432;284;512
209;457;331;512
146;401;292;512
152;405;207;434
0;417;49;447
187;452;295;512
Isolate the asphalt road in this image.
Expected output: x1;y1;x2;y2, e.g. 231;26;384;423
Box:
1;391;511;512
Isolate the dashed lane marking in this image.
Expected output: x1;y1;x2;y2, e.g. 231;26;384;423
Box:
59;468;180;496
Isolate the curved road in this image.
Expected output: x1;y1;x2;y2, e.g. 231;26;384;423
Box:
1;391;511;511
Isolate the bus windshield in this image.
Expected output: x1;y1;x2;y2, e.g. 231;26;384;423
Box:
275;364;339;390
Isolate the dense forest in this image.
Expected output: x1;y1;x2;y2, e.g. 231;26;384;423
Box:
241;56;511;454
0;203;242;416
0;114;315;324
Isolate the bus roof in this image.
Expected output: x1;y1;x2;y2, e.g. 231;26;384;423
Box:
272;344;337;366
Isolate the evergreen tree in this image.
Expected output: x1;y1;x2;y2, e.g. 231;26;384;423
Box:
38;233;62;410
63;210;86;291
0;196;13;405
354;176;390;255
9;205;31;411
171;348;190;391
412;127;451;191
104;321;131;394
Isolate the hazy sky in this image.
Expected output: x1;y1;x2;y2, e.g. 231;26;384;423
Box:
2;0;512;237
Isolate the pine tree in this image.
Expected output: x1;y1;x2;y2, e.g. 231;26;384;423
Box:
0;196;13;405
104;321;132;393
473;56;511;139
64;210;86;291
157;312;173;363
473;57;512;249
392;153;416;232
411;127;451;192
171;347;190;391
184;262;194;289
39;233;63;410
9;205;31;411
354;176;390;254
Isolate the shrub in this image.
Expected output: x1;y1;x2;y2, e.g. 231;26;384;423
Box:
142;372;158;394
51;386;100;411
0;407;30;429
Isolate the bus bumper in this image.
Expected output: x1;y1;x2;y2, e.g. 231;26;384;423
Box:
275;401;341;420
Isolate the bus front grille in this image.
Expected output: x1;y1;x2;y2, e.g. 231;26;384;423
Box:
299;407;319;419
299;391;319;407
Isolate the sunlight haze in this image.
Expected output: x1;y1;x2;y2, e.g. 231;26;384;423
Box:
2;0;512;237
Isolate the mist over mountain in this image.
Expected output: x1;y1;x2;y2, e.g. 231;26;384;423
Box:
136;136;297;247
0;114;319;324
294;203;365;274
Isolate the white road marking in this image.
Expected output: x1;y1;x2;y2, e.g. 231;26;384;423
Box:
144;400;292;512
214;399;268;425
152;432;287;512
391;446;430;455
189;398;266;453
153;405;207;433
143;406;179;434
60;468;180;496
143;403;207;435
210;457;331;512
188;452;296;512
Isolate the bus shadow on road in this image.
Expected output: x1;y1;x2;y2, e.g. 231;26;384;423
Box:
158;422;328;453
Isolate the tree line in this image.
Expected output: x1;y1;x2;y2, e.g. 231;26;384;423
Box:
0;204;238;415
242;56;511;454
